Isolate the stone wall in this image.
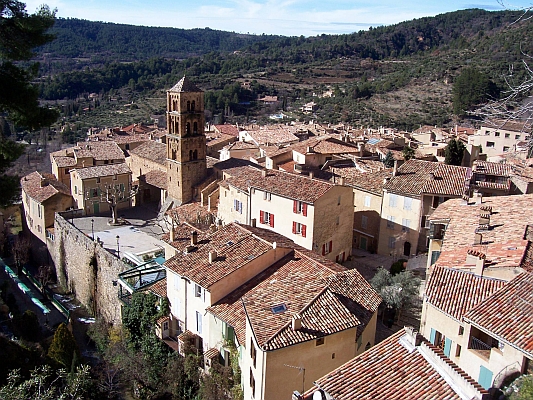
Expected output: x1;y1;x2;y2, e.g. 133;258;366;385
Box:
49;213;128;324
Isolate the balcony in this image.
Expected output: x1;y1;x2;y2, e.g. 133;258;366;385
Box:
469;327;500;360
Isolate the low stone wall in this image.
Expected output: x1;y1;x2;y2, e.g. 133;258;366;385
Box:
48;213;128;324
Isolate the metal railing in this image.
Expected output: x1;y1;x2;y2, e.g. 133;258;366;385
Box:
470;336;492;352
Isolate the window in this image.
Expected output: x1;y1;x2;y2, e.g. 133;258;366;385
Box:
195;311;202;334
74;186;77;195
92;188;98;197
194;284;202;297
455;344;462;357
403;197;412;210
387;215;395;229
174;274;180;291
250;338;257;368
361;215;368;229
293;200;307;216
516;134;521;140
234;199;243;214
316;337;325;346
495;131;500;137
38;205;42;218
113;174;117;180
163;321;169;331
250;368;256;397
486;141;495;148
505;133;510;138
264;191;272;201
260;211;274;227
336;216;339;225
292;222;307;237
322;241;333;255
458;326;464;336
402;218;410;231
503;146;510;152
388;236;396;249
389;194;397;207
364;196;371;207
485;130;490;135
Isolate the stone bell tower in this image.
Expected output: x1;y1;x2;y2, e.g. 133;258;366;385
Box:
166;77;207;205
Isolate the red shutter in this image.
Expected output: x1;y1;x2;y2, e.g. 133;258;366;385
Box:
293;200;298;213
322;244;326;255
270;214;274;228
292;221;297;234
260;211;265;224
342;252;345;262
302;203;307;216
301;224;306;238
328;241;332;253
335;255;339;262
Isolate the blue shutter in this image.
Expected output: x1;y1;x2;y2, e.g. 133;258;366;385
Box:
479;365;493;390
444;338;452;357
430;328;436;345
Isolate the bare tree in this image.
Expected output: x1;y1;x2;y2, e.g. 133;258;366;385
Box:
11;235;30;274
87;183;138;225
36;265;54;293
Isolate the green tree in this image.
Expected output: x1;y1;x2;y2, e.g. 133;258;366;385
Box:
383;150;395;167
509;375;533;400
452;67;498;116
122;291;159;349
47;323;80;370
402;145;415;160
444;138;466;166
0;364;91;400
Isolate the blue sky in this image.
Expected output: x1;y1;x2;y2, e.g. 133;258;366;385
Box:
24;0;533;37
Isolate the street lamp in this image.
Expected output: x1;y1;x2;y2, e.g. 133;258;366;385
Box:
91;219;94;240
116;235;120;259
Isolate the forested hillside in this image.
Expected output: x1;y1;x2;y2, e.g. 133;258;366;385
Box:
35;9;533;138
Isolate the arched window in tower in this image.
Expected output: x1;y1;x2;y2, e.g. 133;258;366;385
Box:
189;150;193;160
174;120;179;134
191;100;196;111
193;122;198;135
187;101;191;111
193;150;198;160
171;149;176;160
186;122;190;135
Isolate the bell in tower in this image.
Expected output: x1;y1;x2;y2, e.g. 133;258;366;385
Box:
165;77;207;205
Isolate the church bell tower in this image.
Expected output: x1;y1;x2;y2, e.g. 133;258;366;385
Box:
166;77;207;205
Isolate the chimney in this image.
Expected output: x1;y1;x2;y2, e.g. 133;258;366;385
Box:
309;171;314;180
262;169;267;178
209;250;217;263
474;190;483;205
170;226;175;242
291;314;302;331
466;249;486;275
393;160;398;176
474;231;483;245
307;146;314;153
480;205;493;214
272;241;277;249
217;218;223;230
428;172;435;180
383;177;390;184
251;218;257;228
402;326;422;349
339;177;345;186
191;231;198;245
479;213;490;226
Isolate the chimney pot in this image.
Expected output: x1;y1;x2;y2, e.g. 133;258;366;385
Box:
309;171;314;180
191;231;198;245
209;250;217;263
251;218;257;228
261;169;267;178
393;160;398;176
291;314;302;331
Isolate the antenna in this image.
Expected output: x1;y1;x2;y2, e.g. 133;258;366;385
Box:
284;364;305;395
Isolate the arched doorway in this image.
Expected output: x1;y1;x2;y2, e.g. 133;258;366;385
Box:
403;241;411;257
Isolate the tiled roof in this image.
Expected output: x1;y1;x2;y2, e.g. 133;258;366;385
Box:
130;141;166;165
429;195;533;270
473;161;512;177
465;272;533;356
224;166;335;203
213;124;240;137
21;172;71;203
245;127;299;145
224;141;258;150
50;149;77;167
306;328;487;400
481;119;532;133
206;133;236;148
168;76;202;93
73;163;131;180
290;136;360;155
166;202;217;230
278;160;297;173
74;141;125;161
146;277;167;298
161;222;207;246
384;160;470;197
164;224;273;289
208;248;379;350
425;266;506;322
143;170;167;189
330;166;392;196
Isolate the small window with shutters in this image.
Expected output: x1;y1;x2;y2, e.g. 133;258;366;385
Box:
294;200;307;215
322;240;332;255
260;211;274;227
292;222;307;237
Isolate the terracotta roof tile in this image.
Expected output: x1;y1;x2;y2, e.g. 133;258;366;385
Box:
425;267;506;322
168;76;202;93
384;160;470;198
307;328;486;400
213;124;240;137
73;163;131;180
130;141;166;165
330;166;392;196
74;141;125;161
143;170;167;189
224;167;334;203
21;172;71;203
473;161;512;177
465;272;533;357
146;277;167;298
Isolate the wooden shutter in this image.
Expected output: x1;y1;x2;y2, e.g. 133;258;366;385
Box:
302;203;307;216
260;211;265;224
322;244;326;255
328;241;332;253
342;251;345;262
293;200;298;213
301;224;306;237
270;214;274;227
292;221;297;234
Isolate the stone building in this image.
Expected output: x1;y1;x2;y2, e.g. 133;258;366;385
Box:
166;77;208;205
